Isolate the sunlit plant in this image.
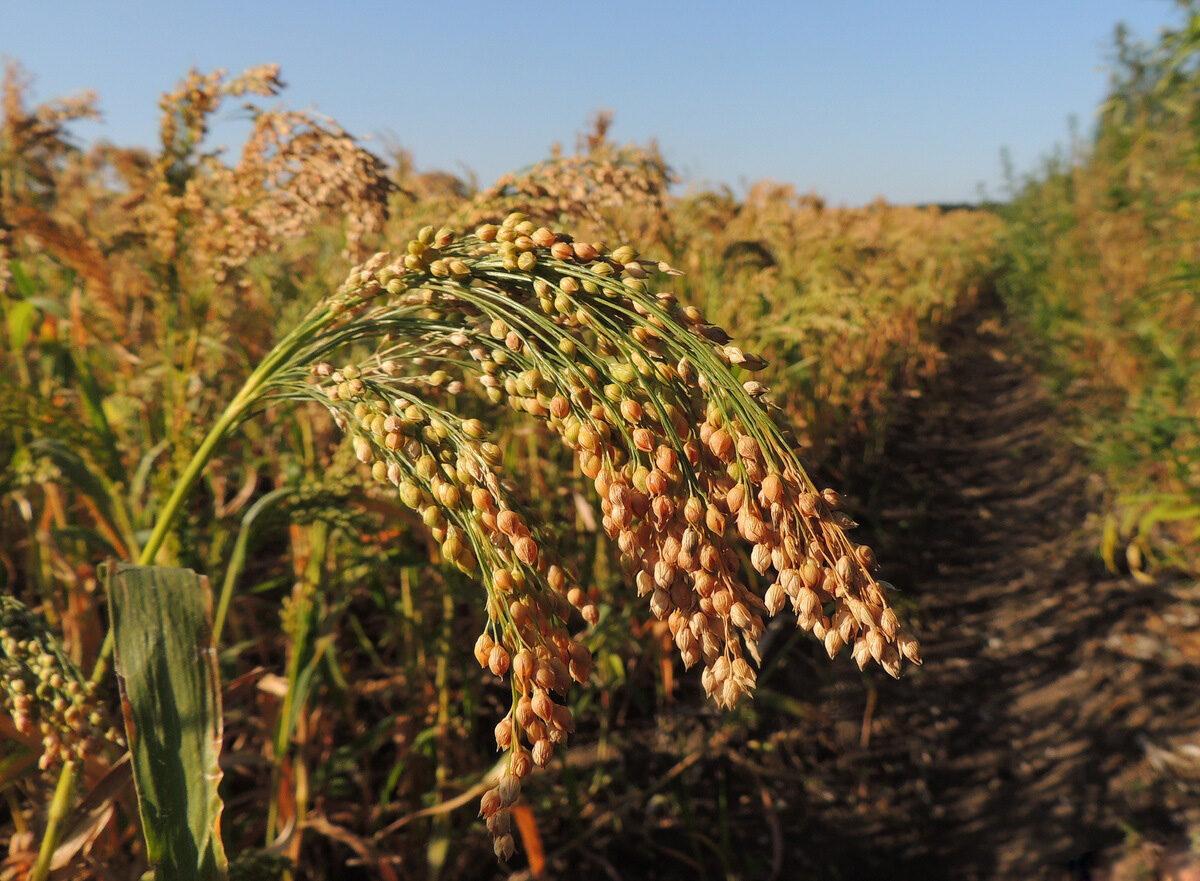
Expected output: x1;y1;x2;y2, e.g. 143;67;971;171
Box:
45;211;920;862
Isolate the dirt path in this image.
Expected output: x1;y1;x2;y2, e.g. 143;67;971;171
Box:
788;299;1200;879
514;298;1199;881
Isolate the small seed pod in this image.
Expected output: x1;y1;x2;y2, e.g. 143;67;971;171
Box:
736;434;761;461
480;788;503;818
492;568;515;593
725;483;747;513
737;509;768;544
866;628;885;663
514;536;539;567
750;543;773;575
729;601;753;630
797;559;820;589
880;608;899;640
852;639;872;670
499;772;522;805
472;487;496;512
474;634;494;668
531;227;557;248
898;630;922;665
494;834;516;861
856;544;877;570
488;644;511;677
649;588;671;619
512;649;536;685
531;661;556;693
515;696;535;728
496;510;523;536
611;245;637;264
511;750;533;779
837;610;856;643
568;655;591;684
764;583;787;615
760;473;784;505
531;689;554;722
487;812;511;837
880;644;902;678
654;445;679;474
572;241;598;261
352;437;373;464
708;428;734;462
797;587;821;617
494;718;513;750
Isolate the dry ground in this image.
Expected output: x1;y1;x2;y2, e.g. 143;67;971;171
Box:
506;296;1200;881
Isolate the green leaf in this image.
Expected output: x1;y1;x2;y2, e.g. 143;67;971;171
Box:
105;563;228;881
7;299;38;350
67;347;124;480
29;439;129;556
6;259;38;299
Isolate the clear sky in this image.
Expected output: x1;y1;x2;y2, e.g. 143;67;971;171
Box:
1;1;1182;205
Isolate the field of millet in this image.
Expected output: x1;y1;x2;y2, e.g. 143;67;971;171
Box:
0;7;1198;881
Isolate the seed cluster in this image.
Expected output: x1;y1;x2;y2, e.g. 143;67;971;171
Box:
0;597;123;769
0;62;101;304
144;70;392;278
301;212;921;857
1;59;100;161
459;111;673;244
233;108;392;262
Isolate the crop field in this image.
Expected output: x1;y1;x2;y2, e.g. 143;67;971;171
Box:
0;6;1198;881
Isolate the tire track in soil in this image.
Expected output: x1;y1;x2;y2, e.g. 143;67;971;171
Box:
783;297;1200;880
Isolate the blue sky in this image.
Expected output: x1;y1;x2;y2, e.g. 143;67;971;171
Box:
2;1;1182;204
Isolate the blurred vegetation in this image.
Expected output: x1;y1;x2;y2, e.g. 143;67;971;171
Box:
999;1;1200;576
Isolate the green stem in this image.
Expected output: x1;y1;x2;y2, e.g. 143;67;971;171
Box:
213;485;294;646
85;385;258;689
28;759;76;881
31;309;330;881
267;521;328;846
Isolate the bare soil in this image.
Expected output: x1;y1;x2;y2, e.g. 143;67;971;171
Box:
768;298;1200;880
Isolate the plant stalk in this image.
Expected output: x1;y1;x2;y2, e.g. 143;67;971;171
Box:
28;759;76;881
31;310;329;881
